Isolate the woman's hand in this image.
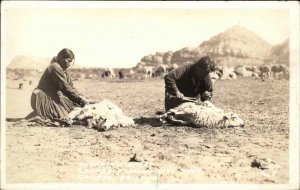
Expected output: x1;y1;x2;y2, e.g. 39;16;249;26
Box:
176;91;184;99
200;91;212;101
81;97;96;105
79;99;87;107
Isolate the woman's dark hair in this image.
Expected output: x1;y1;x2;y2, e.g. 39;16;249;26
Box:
57;48;75;60
195;56;216;72
51;48;75;64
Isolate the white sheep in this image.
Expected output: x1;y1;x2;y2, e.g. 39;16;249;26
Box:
68;99;135;131
161;101;244;128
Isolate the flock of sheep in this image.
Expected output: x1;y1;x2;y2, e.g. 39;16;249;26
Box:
202;63;288;81
100;64;178;80
100;63;288;82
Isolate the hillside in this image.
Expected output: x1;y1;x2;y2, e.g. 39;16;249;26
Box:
7;55;84;71
7;26;289;72
7;56;51;71
267;38;289;64
136;25;286;68
197;25;271;59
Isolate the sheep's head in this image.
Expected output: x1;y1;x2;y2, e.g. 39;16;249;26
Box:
223;113;245;128
197;101;215;108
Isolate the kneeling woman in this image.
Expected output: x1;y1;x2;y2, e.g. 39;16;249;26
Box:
164;56;216;111
30;48;87;122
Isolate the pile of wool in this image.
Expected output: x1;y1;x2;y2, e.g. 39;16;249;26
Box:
162;101;244;128
68;99;135;131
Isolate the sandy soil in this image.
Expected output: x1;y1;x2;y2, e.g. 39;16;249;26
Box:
5;77;289;184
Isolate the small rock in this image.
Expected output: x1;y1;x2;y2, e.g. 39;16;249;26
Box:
203;144;212;149
129;153;143;162
251;158;278;170
105;134;112;139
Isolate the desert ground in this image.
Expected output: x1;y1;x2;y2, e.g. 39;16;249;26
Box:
5;76;289;184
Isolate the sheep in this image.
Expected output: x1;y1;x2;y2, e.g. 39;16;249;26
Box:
101;68;116;78
67;99;135;131
251;72;260;79
271;64;288;79
259;64;272;80
143;66;154;78
118;69;135;79
160;101;244;128
154;64;169;77
218;67;237;80
234;66;254;77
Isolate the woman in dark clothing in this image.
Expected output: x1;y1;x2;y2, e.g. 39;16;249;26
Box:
30;48;87;121
164;56;216;111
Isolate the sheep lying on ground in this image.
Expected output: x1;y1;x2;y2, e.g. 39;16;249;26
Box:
67;99;135;131
160;101;244;128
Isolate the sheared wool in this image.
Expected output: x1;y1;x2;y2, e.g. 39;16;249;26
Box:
68;99;135;131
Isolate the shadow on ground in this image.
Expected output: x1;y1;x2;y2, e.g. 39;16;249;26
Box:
134;117;163;127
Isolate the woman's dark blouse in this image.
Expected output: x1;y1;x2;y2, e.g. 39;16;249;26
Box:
37;62;83;104
164;63;213;97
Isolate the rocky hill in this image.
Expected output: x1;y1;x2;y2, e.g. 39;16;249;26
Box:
7;26;289;73
267;38;289;64
136;25;288;68
7;55;85;71
197;25;271;59
7;56;51;71
6;56;85;79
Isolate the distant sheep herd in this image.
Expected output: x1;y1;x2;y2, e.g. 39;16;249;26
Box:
209;63;288;82
111;63;288;80
9;63;288;90
98;63;288;82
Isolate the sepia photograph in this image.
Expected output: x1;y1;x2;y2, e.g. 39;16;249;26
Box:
1;1;299;190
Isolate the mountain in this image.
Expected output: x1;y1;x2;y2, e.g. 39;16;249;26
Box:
7;56;51;71
7;55;84;71
136;25;279;68
197;25;271;59
267;38;289;64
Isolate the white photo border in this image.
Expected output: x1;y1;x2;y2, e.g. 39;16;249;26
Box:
1;1;299;190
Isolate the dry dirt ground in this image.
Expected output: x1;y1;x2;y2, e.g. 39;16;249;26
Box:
5;77;289;184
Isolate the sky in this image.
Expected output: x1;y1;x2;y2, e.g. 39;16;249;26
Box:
1;1;293;68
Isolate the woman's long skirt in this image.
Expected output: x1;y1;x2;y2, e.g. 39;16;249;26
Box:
30;89;76;120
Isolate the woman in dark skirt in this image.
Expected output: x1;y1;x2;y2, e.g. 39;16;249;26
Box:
164;56;216;111
30;48;87;122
